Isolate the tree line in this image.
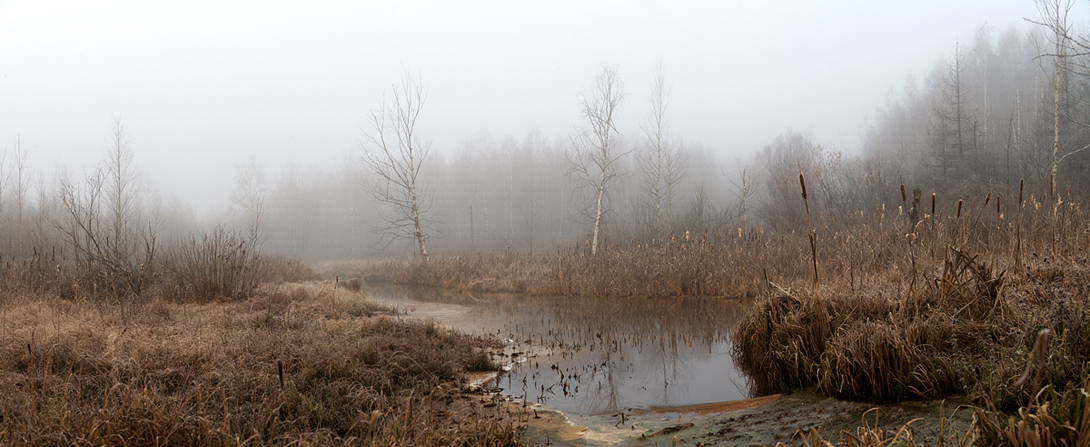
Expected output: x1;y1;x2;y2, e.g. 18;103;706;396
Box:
3;3;1090;263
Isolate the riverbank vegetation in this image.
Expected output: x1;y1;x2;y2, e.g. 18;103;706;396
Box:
335;184;1090;444
0;262;517;445
4;3;1090;445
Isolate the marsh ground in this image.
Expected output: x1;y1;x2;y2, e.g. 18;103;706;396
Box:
0;280;519;446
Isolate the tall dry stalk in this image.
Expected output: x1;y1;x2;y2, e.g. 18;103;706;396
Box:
800;170;821;299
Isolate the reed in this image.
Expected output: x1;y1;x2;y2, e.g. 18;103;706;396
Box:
334;189;1087;307
325;184;1090;444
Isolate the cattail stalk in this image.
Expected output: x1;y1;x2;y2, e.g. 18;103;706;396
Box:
799;171;821;298
277;359;284;390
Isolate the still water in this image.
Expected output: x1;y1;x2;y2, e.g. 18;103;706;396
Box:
367;284;753;415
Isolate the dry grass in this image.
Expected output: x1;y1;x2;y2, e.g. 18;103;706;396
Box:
786;404;973;447
0;282;517;446
731;198;1090;408
323;232;787;298
787;387;1090;446
327;195;1088;306
335;190;1090;444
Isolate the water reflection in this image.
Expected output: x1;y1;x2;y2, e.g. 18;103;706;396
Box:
366;284;752;415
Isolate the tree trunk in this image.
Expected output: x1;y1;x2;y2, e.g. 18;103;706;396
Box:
410;185;428;260
592;183;604;255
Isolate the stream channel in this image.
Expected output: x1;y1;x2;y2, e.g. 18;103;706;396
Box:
367;284;754;416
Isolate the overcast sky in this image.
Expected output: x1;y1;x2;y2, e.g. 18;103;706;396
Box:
0;1;1074;217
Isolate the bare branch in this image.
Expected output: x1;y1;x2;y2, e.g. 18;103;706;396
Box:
569;65;626;254
360;72;433;260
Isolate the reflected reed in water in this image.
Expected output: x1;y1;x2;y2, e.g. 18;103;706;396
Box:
368;284;753;414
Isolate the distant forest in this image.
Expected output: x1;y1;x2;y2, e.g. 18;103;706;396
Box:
4;18;1090;263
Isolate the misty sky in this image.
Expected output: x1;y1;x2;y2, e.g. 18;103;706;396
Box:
0;1;1073;217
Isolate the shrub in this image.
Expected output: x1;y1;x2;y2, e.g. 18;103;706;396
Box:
163;225;261;302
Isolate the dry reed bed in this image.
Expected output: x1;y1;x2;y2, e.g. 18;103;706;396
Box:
329;196;1087;301
336;195;1090;445
0;283;517;446
734;197;1090;445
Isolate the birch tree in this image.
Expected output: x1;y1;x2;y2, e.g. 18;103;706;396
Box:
1033;0;1090;192
362;73;432;260
637;64;686;237
1030;0;1075;187
570;66;625;255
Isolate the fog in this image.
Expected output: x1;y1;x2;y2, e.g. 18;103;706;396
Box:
2;1;1089;261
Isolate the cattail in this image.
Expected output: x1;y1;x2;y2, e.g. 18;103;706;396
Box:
277;359;284;390
997;195;1001;215
900;184;906;203
931;193;936;215
983;192;991;207
1019;178;1025;207
956;199;963;218
799;173;808;200
1050;174;1054;198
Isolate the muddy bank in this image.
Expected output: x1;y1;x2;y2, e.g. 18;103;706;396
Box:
518;389;975;446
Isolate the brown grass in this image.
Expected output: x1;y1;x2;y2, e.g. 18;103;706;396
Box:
333;190;1090;444
323;232;787;298
730;198;1090;408
0;282;517;446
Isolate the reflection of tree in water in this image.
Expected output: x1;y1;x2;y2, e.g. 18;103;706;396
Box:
368;284;752;413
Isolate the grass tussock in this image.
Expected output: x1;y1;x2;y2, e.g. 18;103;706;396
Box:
733;241;1090;410
0;282;517;446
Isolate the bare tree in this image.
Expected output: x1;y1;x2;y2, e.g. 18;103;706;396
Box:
929;43;979;185
1029;0;1075;186
1031;0;1090;191
637;63;686;237
56;119;155;299
362;72;433;260
230;155;269;242
570;66;626;255
268;163;319;259
12;136;29;252
104;118;140;263
724;166;757;228
32;171;54;251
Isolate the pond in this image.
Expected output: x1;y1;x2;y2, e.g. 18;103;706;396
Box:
366;284;754;415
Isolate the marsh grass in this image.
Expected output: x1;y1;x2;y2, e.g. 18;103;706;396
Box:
0;282;517;446
339;188;1090;445
324;232;790;298
328;193;1088;306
